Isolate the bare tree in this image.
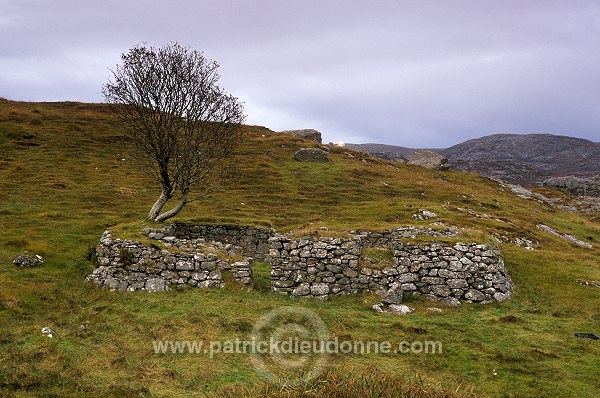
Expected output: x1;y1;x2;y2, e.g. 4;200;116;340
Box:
103;43;245;222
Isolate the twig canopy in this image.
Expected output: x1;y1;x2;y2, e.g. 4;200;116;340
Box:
102;43;245;221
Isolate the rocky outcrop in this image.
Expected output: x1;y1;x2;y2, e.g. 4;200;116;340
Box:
536;224;593;248
412;209;438;220
370;152;408;162
281;129;322;144
408;150;449;170
294;148;329;163
543;175;600;196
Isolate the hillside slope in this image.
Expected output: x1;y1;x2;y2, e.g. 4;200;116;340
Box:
349;133;600;186
441;133;600;186
0;99;598;397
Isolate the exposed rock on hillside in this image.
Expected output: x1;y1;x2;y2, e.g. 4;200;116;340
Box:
408;150;449;170
350;134;600;187
370;152;408;162
536;224;593;248
281;129;322;144
294;148;329;162
442;134;600;186
544;175;600;196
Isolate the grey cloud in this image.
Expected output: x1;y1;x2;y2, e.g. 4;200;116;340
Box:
1;0;599;147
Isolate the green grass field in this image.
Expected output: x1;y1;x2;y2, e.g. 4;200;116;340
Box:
0;99;598;397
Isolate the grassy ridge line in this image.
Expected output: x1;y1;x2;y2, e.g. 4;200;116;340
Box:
0;99;598;397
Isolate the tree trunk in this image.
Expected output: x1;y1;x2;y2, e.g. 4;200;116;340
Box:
154;194;188;222
147;190;171;221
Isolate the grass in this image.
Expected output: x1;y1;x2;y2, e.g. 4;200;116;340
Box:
360;247;394;270
0;99;598;397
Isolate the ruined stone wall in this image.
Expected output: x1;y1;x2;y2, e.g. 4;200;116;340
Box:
87;224;514;305
86;231;252;292
151;223;274;260
352;226;458;247
269;234;513;305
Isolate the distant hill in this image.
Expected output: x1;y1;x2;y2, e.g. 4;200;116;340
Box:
350;134;600;186
345;143;417;157
441;133;600;186
345;143;445;162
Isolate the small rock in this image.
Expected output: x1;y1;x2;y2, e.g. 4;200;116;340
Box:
41;327;54;338
388;304;413;315
13;252;44;267
310;283;330;296
515;237;535;250
412;209;438;220
493;292;509;302
427;307;443;312
442;297;462;307
145;278;167;292
576;279;600;288
574;332;599;340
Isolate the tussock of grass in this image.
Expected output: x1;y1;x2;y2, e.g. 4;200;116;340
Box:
219;368;478;397
360;247;394;270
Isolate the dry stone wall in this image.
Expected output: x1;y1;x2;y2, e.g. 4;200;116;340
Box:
148;223;274;260
269;233;513;304
352;226;458;247
86;231;252;292
87;223;514;305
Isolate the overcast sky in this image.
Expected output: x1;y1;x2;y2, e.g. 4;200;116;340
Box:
1;0;599;147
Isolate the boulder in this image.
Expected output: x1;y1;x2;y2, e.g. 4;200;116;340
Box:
544;175;600;196
294;148;329;163
310;283;330;296
464;288;486;302
442;297;462;307
281;129;322;144
387;304;413;315
13;252;43;267
408;150;449;170
373;302;413;315
145;278;167;292
381;282;403;305
292;283;311;296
